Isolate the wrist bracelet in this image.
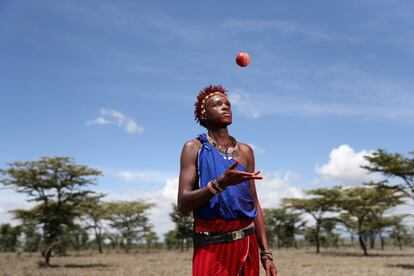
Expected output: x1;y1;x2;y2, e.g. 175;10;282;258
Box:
260;250;272;256
207;181;220;195
260;253;273;261
211;179;224;192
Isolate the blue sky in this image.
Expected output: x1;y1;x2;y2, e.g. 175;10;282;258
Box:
1;0;414;237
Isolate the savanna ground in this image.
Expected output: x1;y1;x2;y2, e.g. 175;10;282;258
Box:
1;247;414;276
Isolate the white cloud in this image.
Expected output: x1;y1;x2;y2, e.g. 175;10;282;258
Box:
117;170;174;184
315;144;379;186
85;117;110;125
162;177;179;202
0;189;34;225
256;171;304;208
86;108;144;134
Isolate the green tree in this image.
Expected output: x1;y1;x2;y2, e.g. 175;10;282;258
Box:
143;230;159;251
105;200;154;253
80;195;107;253
319;219;340;248
169;204;193;251
337;185;404;256
66;224;89;251
164;230;179;250
283;187;340;253
21;224;42;252
362;149;414;199
263;207;305;249
0;157;101;265
389;216;412;250
0;223;21;252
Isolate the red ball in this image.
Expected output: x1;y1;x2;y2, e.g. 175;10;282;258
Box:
235;52;250;67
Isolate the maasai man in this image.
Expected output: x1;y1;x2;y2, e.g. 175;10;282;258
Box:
178;85;277;276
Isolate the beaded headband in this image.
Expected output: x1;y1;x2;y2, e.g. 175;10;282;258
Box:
200;91;226;118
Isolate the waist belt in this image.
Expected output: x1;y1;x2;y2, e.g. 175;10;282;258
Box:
194;226;255;247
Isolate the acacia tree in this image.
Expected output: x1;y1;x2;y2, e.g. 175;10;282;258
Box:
263;207;305;249
164;230;179;250
389;217;412;250
362;149;414;199
143;230;158;251
0;224;21;252
105;200;154;253
283;187;340;253
169;204;193;251
319;219;340;248
80;195;107;253
0;157;101;265
21;224;42;252
337;184;404;256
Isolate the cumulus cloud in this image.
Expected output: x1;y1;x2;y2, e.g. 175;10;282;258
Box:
117;170;174;184
0;189;34;225
315;144;379;186
86;108;144;134
256;171;304;208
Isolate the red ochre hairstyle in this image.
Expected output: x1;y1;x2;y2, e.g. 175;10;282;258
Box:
194;84;228;128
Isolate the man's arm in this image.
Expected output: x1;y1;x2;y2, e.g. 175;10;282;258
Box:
177;140;216;214
241;143;277;276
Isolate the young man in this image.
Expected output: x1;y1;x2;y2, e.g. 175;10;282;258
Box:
178;85;277;276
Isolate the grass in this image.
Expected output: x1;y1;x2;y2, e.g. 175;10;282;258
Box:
1;247;414;275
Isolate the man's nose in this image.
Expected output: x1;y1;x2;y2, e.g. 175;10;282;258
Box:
222;103;230;111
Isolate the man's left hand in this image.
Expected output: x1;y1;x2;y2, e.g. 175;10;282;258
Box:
262;259;277;276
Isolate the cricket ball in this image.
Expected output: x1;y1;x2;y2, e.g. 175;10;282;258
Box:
235;52;250;67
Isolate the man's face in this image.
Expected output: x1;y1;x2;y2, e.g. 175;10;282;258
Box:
204;94;232;127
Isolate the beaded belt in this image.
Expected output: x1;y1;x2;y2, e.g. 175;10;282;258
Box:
193;226;255;247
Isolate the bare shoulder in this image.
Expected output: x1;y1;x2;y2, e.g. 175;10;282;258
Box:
181;139;202;157
238;142;254;155
183;139;201;150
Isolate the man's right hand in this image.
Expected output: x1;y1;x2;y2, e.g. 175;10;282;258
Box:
216;160;263;188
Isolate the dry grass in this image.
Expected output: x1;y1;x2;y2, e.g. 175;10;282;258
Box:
1;247;413;276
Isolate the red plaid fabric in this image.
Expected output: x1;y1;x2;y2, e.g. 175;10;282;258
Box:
193;218;259;276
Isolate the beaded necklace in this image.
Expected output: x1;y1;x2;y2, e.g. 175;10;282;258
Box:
207;133;240;159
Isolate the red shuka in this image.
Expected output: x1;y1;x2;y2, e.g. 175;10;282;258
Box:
193;218;259;276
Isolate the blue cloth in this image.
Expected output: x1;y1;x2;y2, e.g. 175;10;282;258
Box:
194;133;257;220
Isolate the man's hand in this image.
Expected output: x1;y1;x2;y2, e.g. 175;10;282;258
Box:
262;259;277;276
216;160;262;188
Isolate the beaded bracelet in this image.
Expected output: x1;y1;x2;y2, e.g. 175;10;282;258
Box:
211;179;224;192
260;250;273;261
260;253;273;261
207;180;220;195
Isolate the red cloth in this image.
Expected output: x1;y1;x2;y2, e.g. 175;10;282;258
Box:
193;218;259;276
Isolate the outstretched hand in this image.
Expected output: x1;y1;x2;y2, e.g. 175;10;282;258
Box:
217;160;263;188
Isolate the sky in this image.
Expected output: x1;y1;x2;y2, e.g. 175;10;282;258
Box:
1;0;414;238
